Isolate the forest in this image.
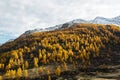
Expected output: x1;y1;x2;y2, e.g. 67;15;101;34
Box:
0;23;120;80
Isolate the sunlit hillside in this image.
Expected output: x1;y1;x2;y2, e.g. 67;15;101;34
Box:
0;23;120;80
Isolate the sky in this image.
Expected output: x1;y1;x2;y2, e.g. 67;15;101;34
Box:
0;0;120;44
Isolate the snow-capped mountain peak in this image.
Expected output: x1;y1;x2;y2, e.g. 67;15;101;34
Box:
22;15;120;37
113;15;120;19
91;17;112;24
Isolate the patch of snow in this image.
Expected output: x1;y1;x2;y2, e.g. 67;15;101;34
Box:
22;15;120;36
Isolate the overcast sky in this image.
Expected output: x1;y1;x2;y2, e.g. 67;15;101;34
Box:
0;0;120;43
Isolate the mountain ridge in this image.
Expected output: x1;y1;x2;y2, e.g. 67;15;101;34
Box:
22;15;120;37
1;15;120;45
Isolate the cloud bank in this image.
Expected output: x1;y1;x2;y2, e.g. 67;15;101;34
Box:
0;0;120;43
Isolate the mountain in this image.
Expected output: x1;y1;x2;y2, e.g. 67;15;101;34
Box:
21;16;120;37
21;19;87;37
0;23;120;79
90;16;120;25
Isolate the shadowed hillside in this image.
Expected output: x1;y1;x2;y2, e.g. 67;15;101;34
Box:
0;23;120;80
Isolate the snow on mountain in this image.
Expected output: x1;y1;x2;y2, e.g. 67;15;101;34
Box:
22;16;120;37
90;17;113;24
90;16;120;25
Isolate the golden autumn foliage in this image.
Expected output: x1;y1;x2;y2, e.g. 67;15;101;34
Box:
34;57;38;67
5;70;16;78
0;76;2;80
55;66;61;76
25;61;29;69
16;67;22;77
47;69;50;75
48;75;51;80
0;23;120;79
63;62;68;71
23;70;28;78
38;67;43;73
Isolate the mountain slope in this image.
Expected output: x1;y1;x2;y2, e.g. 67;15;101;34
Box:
0;23;120;79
